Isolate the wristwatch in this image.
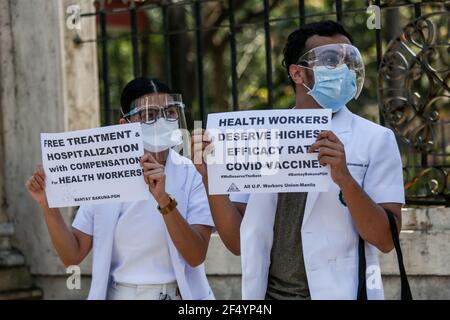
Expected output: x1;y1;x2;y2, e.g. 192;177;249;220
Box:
157;194;177;215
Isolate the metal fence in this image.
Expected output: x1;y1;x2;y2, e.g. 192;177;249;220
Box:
76;0;450;206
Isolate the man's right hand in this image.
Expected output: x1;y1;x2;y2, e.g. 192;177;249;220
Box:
191;128;213;180
26;165;48;207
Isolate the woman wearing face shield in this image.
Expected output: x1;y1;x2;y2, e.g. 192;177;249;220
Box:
25;77;215;300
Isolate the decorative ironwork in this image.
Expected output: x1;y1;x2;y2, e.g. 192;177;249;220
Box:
77;1;450;205
379;10;450;205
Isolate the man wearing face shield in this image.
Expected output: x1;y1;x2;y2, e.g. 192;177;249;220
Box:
26;77;215;300
192;21;405;300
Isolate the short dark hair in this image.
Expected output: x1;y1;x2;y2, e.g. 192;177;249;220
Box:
120;77;173;114
282;20;353;88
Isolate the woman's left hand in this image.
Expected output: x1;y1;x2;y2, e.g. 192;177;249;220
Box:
140;153;170;206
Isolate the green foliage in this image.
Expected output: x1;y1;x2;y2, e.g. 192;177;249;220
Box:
98;1;446;126
95;0;449;204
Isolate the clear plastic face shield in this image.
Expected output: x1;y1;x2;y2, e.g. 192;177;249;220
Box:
297;43;365;99
122;93;189;154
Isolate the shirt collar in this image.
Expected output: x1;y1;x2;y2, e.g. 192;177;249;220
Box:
331;106;353;134
292;105;353;134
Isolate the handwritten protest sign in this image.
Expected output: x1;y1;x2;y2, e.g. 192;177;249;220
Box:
206;109;332;195
41;123;149;208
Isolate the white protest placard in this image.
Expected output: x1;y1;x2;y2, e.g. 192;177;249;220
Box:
206;108;332;195
41;123;149;208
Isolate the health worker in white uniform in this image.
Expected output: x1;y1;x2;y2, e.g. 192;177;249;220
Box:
191;21;405;300
26;77;215;300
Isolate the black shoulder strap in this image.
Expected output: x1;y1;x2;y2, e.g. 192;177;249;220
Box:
357;209;413;300
357;235;368;300
386;209;413;300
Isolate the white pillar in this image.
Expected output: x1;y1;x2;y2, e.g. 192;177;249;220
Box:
0;0;99;299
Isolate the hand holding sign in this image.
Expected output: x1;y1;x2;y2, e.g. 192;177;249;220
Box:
309;130;351;187
26;165;48;207
140;153;168;206
191;128;214;179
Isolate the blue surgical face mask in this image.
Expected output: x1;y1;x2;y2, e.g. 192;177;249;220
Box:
302;64;357;113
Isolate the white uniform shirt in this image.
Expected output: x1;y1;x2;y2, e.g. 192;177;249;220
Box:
110;199;176;285
72;150;215;300
231;106;405;300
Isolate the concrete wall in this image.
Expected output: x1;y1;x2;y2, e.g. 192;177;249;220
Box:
62;0;100;132
0;1;8;226
33;206;450;300
0;0;99;294
381;206;450;299
204;233;242;300
205;206;450;300
216;206;450;300
217;205;450;300
4;0;69;278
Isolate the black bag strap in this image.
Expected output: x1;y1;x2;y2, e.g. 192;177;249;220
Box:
357;209;413;300
357;235;368;300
